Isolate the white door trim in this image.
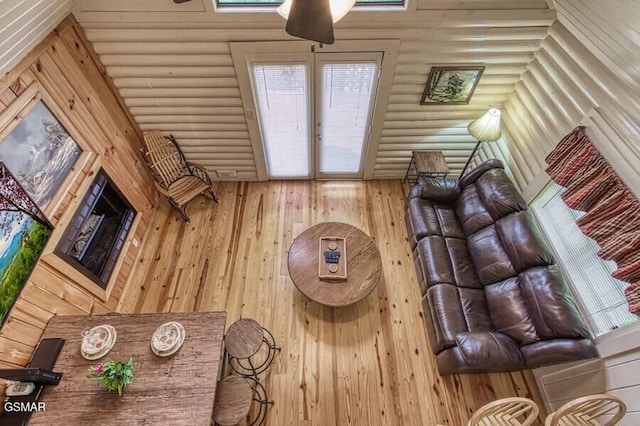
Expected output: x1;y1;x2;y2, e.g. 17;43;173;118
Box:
230;40;400;181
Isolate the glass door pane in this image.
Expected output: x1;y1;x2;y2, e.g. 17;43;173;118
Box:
316;55;380;177
252;63;310;178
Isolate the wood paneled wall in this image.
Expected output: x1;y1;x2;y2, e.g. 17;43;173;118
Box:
0;16;156;367
73;0;555;180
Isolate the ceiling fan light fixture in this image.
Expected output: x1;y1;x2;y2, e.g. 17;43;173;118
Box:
329;0;357;22
277;0;356;23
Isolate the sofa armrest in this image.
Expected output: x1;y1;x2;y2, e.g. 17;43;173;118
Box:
435;331;525;374
455;331;524;368
522;339;598;367
459;159;504;188
416;178;461;203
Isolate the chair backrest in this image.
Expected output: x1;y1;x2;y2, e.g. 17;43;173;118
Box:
547;394;626;426
142;130;187;188
468;397;539;426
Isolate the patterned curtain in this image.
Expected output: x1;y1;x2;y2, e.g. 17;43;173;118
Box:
545;127;640;315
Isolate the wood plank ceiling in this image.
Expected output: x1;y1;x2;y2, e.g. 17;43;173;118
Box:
73;0;555;180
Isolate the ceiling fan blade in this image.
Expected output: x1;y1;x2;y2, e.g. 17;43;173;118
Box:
285;0;335;45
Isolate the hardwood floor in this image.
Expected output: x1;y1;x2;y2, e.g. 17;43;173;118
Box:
120;180;546;425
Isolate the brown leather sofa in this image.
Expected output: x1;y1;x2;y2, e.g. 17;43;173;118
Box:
405;160;598;375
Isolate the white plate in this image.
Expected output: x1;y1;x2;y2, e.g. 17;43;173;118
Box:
152;322;183;351
81;325;117;360
82;325;114;355
151;322;185;357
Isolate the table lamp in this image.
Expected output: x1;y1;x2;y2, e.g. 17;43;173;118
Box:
460;108;502;177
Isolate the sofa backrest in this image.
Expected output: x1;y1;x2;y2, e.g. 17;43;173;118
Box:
453;161;590;346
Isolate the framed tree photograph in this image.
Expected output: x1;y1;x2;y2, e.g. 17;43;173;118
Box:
421;66;485;105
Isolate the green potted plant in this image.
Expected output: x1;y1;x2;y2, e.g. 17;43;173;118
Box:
88;358;134;396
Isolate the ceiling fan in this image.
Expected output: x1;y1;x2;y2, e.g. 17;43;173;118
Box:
174;0;354;45
278;0;355;44
278;0;356;44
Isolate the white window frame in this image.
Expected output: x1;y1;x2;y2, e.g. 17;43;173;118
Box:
524;171;640;355
213;0;408;14
230;40;399;181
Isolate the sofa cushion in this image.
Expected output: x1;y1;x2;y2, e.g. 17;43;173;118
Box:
485;278;539;345
455;185;494;235
406;198;442;249
426;284;468;353
435;205;465;239
497;212;554;272
454;332;524;369
520;266;591;340
521;339;598;367
445;238;482;289
476;168;527;220
467;225;517;285
458;287;494;332
414;236;455;292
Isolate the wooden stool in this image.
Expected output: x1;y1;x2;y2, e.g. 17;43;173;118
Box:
224;318;280;379
213;375;272;426
544;394;626;425
468;397;539;426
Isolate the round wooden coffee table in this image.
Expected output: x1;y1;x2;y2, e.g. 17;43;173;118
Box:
287;222;383;307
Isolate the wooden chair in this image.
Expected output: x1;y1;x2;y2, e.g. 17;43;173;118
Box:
141;130;218;223
468;397;540;426
545;394;626;426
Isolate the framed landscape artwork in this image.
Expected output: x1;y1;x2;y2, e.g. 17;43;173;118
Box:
0;100;81;325
421;66;485;105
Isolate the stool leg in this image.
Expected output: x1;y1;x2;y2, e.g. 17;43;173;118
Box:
221;350;232;379
262;327;281;353
247;377;273;426
228;355;261;380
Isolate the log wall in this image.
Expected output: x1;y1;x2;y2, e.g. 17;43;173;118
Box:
473;0;640;198
73;0;556;179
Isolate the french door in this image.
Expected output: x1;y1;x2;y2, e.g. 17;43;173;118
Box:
250;52;382;179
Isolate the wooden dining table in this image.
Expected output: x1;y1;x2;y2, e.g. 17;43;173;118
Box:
28;311;227;425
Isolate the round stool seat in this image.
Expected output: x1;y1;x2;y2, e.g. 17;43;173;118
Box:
225;318;264;359
213;376;253;426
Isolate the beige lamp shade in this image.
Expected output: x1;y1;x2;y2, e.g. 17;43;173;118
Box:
277;0;356;23
467;108;502;142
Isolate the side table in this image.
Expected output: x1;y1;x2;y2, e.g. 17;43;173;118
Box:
403;151;449;185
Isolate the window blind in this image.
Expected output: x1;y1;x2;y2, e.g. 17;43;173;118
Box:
319;62;377;174
531;182;639;336
252;64;309;178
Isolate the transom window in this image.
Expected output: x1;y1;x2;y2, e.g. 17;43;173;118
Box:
216;0;403;7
